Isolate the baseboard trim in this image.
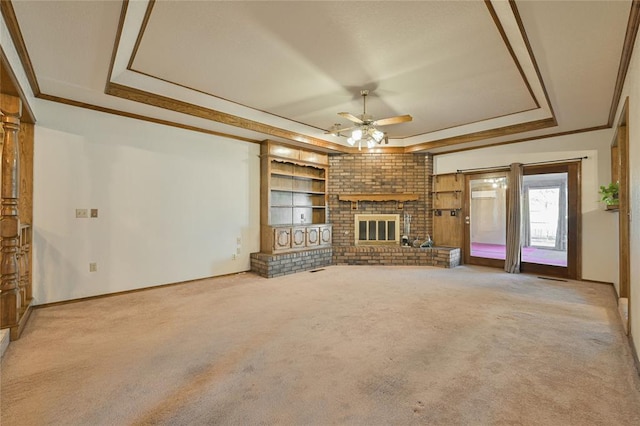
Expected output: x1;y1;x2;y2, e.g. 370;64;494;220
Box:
580;279;614;286
34;270;253;310
10;300;34;341
0;329;10;358
629;334;640;378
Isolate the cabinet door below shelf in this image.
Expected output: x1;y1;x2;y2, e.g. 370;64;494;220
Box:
291;227;307;249
273;228;291;252
319;225;332;246
306;227;320;247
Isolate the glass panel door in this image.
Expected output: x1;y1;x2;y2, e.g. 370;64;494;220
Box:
520;163;579;279
522;173;568;267
465;172;508;267
462;163;579;279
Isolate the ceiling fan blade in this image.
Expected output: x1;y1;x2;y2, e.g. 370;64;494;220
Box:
324;125;358;135
338;112;364;124
373;114;413;126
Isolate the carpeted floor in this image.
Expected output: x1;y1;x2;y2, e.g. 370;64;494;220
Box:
2;265;639;425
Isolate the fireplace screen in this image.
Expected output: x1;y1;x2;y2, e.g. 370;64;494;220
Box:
354;214;400;245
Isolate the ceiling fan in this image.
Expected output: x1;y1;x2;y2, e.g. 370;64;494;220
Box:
327;90;412;150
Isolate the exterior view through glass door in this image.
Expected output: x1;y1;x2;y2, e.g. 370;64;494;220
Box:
464;163;579;279
465;172;508;268
521;173;567;267
520;163;579;279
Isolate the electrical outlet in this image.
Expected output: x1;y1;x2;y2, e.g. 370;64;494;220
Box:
90;208;98;218
236;237;242;245
89;262;97;272
236;247;241;254
232;254;237;260
76;209;89;218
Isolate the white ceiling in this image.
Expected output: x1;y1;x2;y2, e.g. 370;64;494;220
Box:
4;0;633;153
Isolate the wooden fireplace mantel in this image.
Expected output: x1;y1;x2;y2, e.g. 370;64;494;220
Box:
338;193;419;209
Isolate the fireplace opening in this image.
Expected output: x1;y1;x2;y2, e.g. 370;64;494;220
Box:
354;214;400;245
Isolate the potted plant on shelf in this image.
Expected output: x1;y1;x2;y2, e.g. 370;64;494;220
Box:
599;181;619;210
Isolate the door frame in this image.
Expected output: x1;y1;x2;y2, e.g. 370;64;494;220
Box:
462;163;581;280
612;97;630;333
519;162;581;280
463;170;509;268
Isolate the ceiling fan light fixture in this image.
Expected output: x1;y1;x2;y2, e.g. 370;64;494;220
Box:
331;89;413;151
371;129;384;143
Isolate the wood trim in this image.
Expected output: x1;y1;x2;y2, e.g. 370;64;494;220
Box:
126;0;154;70
37;92;260;144
338;194;420;203
128;68;346;135
105;82;347;152
431;125;609;155
580;279;614;286
630;334;640;376
4;0;630;157
124;1;544;146
402;0;562;154
608;0;640;127
0;0;259;149
104;0;129;92
575;161;582;280
399;106;539;139
0;93;27;335
33;271;252;309
509;0;557;121
0;47;35;123
123;1;339;134
0;0;40;96
484;0;539;108
405;117;557;153
132;56;539;140
520;162;580;280
342;145;406;155
463;170;509;267
616;98;630;311
10;300;31;340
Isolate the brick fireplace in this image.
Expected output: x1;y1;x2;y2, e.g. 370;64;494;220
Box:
329;153;432;245
327;152;460;268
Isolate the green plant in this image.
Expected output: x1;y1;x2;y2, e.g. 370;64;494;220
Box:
599;181;619;206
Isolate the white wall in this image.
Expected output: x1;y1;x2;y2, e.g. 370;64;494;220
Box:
32;100;260;304
434;129;618;285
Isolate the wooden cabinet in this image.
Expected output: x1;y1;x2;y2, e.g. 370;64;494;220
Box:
319;225;332;246
260;141;332;253
433;191;462;210
432;173;464;249
264;224;332;253
268;161;327;226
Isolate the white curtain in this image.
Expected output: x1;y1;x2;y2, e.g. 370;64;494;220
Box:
505;163;523;273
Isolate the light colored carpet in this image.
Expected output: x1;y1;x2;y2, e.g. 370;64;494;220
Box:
2;265;639;425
